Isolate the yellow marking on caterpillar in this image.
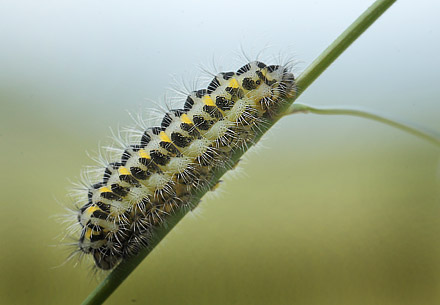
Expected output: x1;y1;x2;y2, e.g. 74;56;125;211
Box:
100;186;112;193
202;95;215;106
159;131;171;143
260;68;268;78
119;166;131;176
139;149;150;159
85;228;92;240
229;78;239;88
181;114;192;125
85;205;100;216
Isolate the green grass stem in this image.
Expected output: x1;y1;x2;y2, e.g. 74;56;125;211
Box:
287;103;440;147
81;0;397;304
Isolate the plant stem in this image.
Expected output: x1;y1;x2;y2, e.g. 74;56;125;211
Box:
291;0;397;99
287;103;440;147
81;0;397;304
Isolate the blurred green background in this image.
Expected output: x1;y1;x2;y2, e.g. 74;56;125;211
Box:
1;0;439;304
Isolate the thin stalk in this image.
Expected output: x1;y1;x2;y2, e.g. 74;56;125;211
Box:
81;0;397;304
287;103;440;147
291;0;397;99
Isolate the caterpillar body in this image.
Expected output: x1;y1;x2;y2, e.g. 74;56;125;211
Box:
72;61;296;270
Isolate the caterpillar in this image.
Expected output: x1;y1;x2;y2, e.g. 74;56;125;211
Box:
70;61;296;270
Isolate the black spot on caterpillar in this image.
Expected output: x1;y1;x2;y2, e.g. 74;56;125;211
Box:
70;61;296;270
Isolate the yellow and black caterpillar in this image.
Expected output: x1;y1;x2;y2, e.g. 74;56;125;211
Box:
73;61;296;270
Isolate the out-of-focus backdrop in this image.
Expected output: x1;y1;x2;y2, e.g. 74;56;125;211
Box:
1;0;439;304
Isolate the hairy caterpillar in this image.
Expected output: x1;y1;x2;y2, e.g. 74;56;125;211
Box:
69;61;296;270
